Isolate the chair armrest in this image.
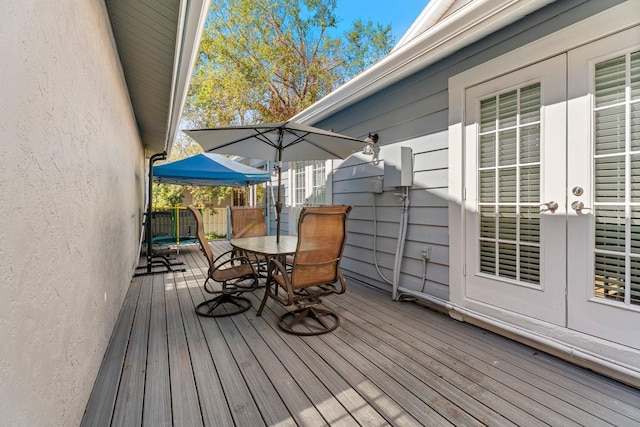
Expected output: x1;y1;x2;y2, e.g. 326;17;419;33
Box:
214;251;258;276
267;258;296;304
213;249;251;265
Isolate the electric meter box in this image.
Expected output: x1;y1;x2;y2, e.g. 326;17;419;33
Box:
383;146;413;189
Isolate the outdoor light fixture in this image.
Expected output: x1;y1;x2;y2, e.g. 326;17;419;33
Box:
363;133;378;155
272;164;280;177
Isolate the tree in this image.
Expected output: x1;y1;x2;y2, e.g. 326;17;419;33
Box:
184;0;394;127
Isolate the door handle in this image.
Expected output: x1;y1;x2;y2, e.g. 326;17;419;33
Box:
571;201;591;212
539;201;558;213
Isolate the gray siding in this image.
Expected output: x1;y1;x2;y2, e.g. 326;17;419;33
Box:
315;0;624;296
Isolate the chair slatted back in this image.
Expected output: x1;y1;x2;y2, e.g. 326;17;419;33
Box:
187;207;215;272
230;206;267;238
290;205;352;289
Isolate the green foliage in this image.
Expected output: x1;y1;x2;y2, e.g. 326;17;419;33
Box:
190;185;234;209
184;0;394;128
206;231;226;240
153;182;184;208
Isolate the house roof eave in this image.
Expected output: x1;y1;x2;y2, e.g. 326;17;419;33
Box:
291;0;556;126
106;0;210;154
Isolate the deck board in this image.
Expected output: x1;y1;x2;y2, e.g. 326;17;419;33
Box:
336;287;604;425
112;276;152;426
143;272;171;427
335;289;585;425
165;269;203;427
337;287;640;425
182;268;267;427
327;301;530;426
174;267;237;427
82;242;640;426
82;274;142;426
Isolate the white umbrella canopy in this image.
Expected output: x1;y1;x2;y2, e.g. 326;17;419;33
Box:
184;121;367;241
184;121;367;162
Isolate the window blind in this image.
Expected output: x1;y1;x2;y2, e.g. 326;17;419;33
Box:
593;51;640;306
478;83;541;284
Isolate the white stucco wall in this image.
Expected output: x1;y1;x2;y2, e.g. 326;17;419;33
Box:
0;1;145;425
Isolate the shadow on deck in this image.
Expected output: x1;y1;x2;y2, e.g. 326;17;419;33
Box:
82;242;640;426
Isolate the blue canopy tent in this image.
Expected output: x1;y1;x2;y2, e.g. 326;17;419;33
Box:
146;153;270;254
153;152;270;186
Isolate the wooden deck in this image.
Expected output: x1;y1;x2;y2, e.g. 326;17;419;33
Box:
82;241;640;426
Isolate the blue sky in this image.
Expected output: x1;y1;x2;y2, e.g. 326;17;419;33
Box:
332;0;428;43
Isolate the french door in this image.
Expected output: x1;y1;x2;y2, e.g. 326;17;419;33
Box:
566;27;640;349
464;27;640;349
464;55;568;326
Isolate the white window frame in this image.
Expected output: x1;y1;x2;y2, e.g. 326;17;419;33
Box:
287;159;333;233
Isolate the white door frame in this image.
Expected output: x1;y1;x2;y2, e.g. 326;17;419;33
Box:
448;1;640;385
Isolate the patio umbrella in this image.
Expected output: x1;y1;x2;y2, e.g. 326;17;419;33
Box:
185;121;367;242
153;153;270;186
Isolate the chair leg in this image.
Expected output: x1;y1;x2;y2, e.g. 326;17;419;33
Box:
256;281;272;316
195;294;251;317
277;306;340;335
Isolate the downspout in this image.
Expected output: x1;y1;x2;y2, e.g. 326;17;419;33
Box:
372;193;393;285
391;186;410;301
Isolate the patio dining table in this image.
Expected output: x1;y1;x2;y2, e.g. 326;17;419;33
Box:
230;235;297;268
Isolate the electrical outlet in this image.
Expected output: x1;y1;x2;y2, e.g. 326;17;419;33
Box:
422;246;431;259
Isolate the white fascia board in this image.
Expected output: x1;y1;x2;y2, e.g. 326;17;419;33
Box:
165;0;211;152
291;0;556;125
393;0;456;50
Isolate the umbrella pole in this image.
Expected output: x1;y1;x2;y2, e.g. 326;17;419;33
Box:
275;143;283;244
276;159;282;244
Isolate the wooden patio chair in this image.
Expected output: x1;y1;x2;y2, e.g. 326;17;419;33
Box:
257;205;352;335
188;207;259;317
229;206;271;274
229;206;267;238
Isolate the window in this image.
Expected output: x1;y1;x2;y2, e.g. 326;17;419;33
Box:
593;51;640;305
292;160;329;224
478;83;541;284
232;188;246;206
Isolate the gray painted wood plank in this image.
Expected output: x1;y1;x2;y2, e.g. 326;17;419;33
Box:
81;275;142;426
426;306;640;422
325;319;482;426
84;244;640;427
335;286;582;426
400;300;640;423
219;307;328;426
315;330;453;425
211;315;293;426
180;249;267;427
324;296;548;426
172;270;237;427
185;244;293;425
251;290;459;427
246;291;418;427
241;299;391;427
339;284;636;426
165;271;203;427
229;300;359;427
112;277;153;426
143;272;172;427
501;340;640;409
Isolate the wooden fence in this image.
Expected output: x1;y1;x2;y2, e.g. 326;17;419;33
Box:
151;207;227;239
